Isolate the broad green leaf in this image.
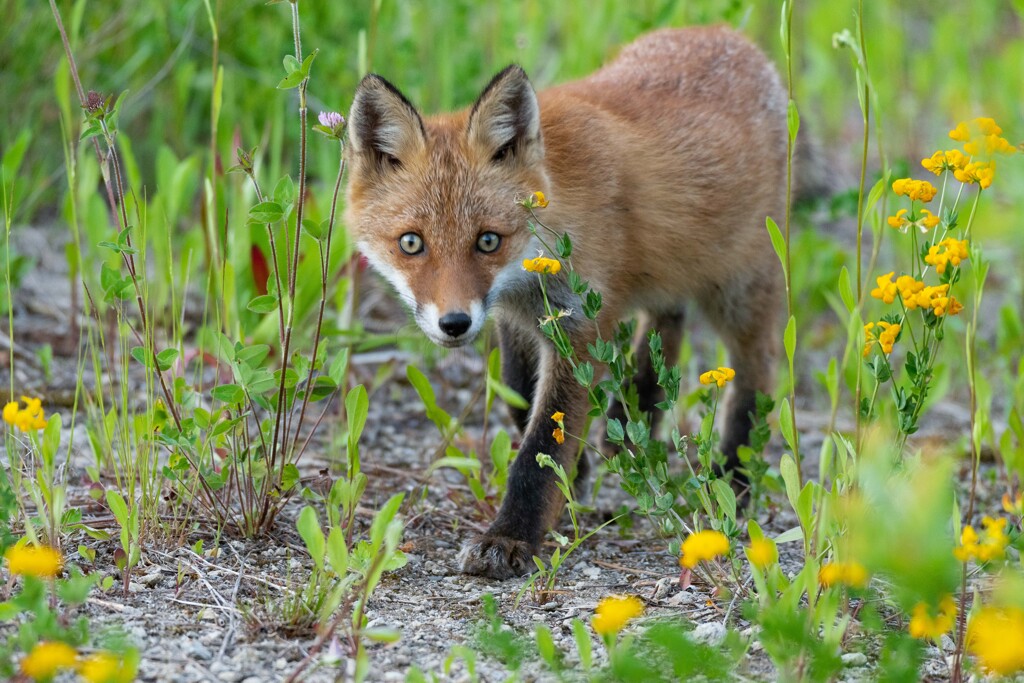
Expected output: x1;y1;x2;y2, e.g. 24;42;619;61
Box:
156;348;179;372
246;294;279;314
838;266;855;312
297;506;326;570
248;201;284;224
211;384;245;404
766;216;788;279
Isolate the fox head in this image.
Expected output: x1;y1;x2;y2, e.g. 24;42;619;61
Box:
344;66;548;347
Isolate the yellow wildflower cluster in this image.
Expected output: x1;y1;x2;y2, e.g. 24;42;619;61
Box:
522;256;561;275
863;321;900;357
908;595;957;640
2;396;47;432
4;544;63;578
887;208;939;233
954;160;996;189
698;366;735;388
967;606;1024;675
921;148;969;175
954;516;1009;562
19;641;135;683
923;118;1016;190
891;178;937;203
680;529;730;569
924;238;969;275
550;411;565;445
746;537;778;569
870;273;962;317
949;117;1017;157
818;560;869;589
592;595;644;635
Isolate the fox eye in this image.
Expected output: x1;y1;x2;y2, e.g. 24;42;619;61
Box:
476;231;501;253
399;233;424;255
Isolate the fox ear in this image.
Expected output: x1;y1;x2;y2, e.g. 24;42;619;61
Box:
348;74;426;170
468;65;542;163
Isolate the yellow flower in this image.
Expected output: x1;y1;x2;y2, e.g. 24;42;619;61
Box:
954;517;1009;563
967;606;1024;675
919;209;940;231
747;537;777;569
863;321;900;357
529;191;549;208
892;178;938;203
550;411;564;423
592;595;644;635
818;560;869;589
954;160;996;189
2;401;18;425
887;208;911;231
2;396;48;432
922;149;969;176
909;595;957;640
680;529;730;568
924;238;969;275
77;651;136;683
698;367;735;388
522;256;561;275
951;117;1016;158
870;272;898;304
4;544;64;578
1002;491;1023;516
552;428;565;445
20;641;78;680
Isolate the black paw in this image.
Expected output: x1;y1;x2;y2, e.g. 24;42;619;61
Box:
458;534;536;580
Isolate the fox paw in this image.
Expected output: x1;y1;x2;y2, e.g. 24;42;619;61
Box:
458;535;535;580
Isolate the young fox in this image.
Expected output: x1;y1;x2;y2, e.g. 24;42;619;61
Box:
345;26;788;580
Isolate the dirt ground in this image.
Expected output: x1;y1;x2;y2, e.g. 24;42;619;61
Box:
1;222;996;682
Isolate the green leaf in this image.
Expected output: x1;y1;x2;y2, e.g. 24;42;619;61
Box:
572;619;592;670
281;464;300;491
105;490;129;526
838;266;855;312
325;526;348;576
774;525;804;544
130;346;151;369
277;70;305;90
328;349;350;385
248;201;284;224
779;453;801;517
346;385;369;446
246;294;279;314
283;54;301;74
784;315;796;365
211;384;245;404
787;99;800;141
765;216;788;279
297;506;326;570
364;628;402;643
711;478;737;522
156;348;179;372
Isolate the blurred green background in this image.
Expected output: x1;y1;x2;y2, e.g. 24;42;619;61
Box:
3;1;1022;219
1;0;1022;350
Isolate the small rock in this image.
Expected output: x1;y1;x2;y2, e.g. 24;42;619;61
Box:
127;582;145;593
540;601;559;611
188;642;213;661
691;622;727;647
841;652;868;667
651;577;673;600
940;634;955;652
139;571;163;587
217;672;242;682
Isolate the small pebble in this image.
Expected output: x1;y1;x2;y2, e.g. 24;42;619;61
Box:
842;652;868;667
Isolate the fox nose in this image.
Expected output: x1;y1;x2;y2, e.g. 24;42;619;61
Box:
438;312;472;338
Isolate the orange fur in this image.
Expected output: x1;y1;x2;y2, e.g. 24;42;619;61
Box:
346;26;787;579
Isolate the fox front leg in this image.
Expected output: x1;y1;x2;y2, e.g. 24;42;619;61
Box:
459;338;587;579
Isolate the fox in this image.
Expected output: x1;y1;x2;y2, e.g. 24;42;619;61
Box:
344;26;790;580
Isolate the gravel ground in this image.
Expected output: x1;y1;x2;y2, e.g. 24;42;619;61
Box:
0;223;1001;682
